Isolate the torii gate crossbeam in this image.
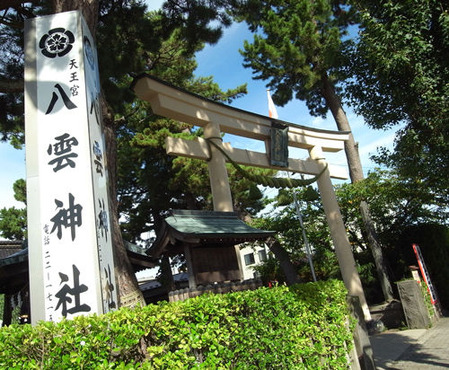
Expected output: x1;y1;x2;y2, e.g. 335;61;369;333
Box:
131;74;371;321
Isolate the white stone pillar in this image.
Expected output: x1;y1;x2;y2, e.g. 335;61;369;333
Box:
25;11;117;323
203;122;243;281
309;146;371;321
203;122;233;212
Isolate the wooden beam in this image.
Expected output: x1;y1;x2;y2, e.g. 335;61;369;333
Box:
166;136;348;180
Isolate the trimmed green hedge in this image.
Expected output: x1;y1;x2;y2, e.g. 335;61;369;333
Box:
0;280;354;369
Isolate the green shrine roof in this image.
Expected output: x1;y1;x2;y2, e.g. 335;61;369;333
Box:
0;247;28;267
148;210;274;258
166;210;273;238
0;240;27;267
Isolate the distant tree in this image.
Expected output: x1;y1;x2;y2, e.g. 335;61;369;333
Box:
252;186;338;286
0;179;27;240
0;207;26;241
337;169;449;248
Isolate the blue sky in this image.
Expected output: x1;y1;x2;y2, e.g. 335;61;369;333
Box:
0;1;398;211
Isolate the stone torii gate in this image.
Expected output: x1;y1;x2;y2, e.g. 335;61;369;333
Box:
131;75;371;321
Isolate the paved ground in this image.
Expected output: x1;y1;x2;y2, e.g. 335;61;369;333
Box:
370;317;449;369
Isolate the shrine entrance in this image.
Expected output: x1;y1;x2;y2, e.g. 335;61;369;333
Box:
131;75;371;321
148;209;274;297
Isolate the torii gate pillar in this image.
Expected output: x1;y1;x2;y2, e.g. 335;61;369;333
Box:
310;146;371;320
203;121;244;281
204;122;233;211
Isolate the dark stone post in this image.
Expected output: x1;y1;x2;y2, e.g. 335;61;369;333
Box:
397;279;431;329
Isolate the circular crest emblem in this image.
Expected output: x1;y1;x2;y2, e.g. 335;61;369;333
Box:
39;27;75;58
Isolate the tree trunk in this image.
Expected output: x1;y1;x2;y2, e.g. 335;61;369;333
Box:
321;74;394;302
53;0;145;307
53;0;98;32
103;105;145;307
266;236;301;286
359;200;393;301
